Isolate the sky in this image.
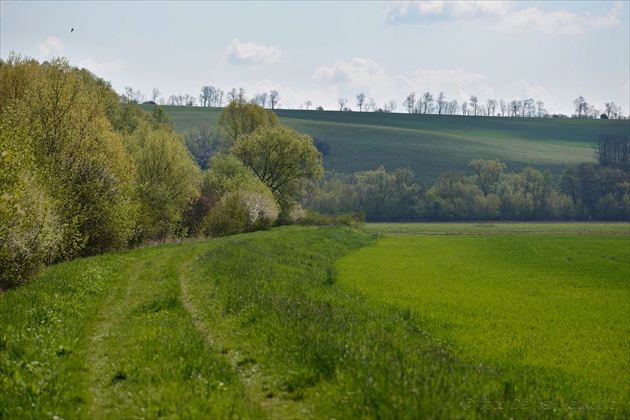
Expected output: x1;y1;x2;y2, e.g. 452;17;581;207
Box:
1;1;629;116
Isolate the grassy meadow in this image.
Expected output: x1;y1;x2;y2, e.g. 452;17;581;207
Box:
337;226;630;415
2;224;628;418
142;105;630;182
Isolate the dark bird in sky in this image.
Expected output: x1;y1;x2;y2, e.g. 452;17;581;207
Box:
71;28;74;33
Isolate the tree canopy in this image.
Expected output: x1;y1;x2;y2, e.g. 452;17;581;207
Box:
217;98;279;143
231;124;323;217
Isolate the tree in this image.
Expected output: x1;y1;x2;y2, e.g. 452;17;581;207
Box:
237;88;246;101
253;92;268;108
227;88;238;104
356;92;366;112
231;125;323;219
168;94;180;106
367;97;377;112
338;97;348;111
124;119;201;240
217;99;279;143
605;102;623;119
437;92;446;115
486;98;497;116
384;99;397;113
403;92;415;114
304;100;312;110
447;99;458;115
4;56;138;260
594;134;629;170
470;95;478;116
269;90;280;110
421;92;433;114
469;159;506;197
523;98;535;117
151;87;161;103
184;123;226;170
202;154;278;236
574;96;588;118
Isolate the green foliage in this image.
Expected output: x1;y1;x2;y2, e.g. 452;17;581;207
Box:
217;99;279;142
0;54;139;286
123;119;201;241
184;123;225;170
0;114;61;288
202;154;279;236
203;190;278;237
232;125;324;220
594;133;629;170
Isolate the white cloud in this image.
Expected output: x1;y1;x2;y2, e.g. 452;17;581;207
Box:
409;67;491;99
386;1;623;35
385;1;510;23
489;1;624;34
79;58;125;74
490;7;583;35
313;58;388;87
224;38;282;66
587;1;623;29
512;80;554;108
313;58;494;110
37;36;65;58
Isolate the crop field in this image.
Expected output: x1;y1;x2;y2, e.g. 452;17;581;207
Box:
337;227;630;415
142;105;630;182
1;225;628;418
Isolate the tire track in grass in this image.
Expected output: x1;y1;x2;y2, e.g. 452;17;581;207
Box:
80;244;255;418
178;243;310;419
83;250;152;417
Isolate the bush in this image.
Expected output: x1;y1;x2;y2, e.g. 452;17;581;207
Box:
203;190;279;237
0;114;62;289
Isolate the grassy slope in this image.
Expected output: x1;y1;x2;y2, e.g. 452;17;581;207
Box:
142;104;630;182
2;225;628;418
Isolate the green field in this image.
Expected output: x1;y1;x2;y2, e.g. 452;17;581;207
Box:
337;229;630;415
143;105;630;182
1;225;628;418
364;222;630;235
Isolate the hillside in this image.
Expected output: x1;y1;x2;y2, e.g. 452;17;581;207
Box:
141;105;630;182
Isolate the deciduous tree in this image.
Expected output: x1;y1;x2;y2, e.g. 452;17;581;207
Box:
217;99;279;143
356;92;365;112
231;125;323;219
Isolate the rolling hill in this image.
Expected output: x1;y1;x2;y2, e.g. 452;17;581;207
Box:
140;105;630;182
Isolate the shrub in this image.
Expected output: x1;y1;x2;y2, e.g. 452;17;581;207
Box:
203;190;278;237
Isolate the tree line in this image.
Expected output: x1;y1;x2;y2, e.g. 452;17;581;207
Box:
301;153;629;223
132;82;626;120
0;54;322;289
